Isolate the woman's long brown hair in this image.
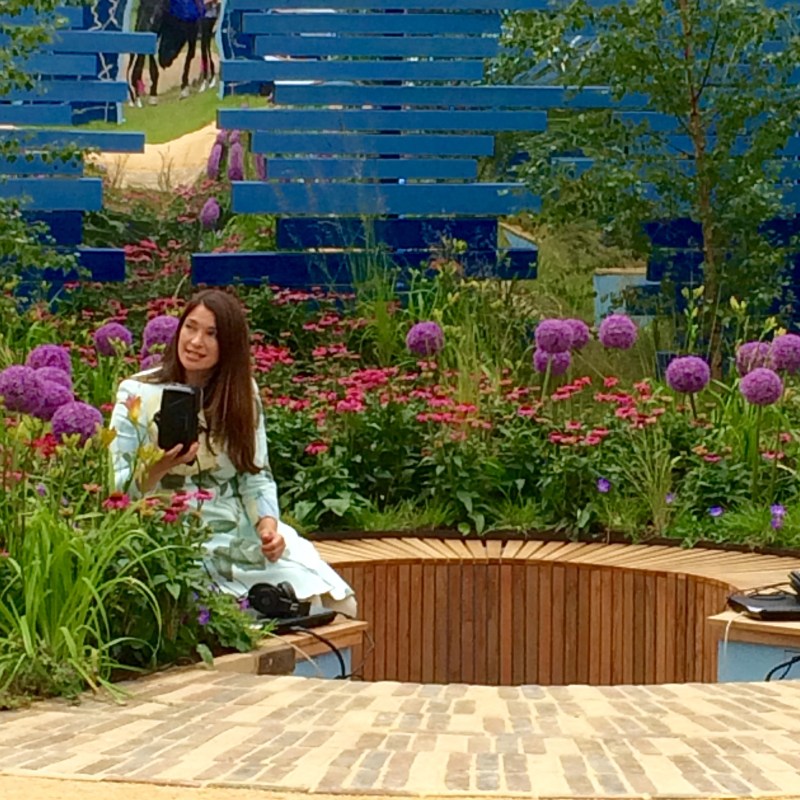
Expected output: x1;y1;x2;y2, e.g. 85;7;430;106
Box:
145;289;260;474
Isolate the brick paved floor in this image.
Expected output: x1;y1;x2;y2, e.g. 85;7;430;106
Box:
2;670;800;797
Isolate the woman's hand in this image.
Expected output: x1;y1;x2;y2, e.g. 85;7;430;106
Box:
139;442;200;494
257;516;285;562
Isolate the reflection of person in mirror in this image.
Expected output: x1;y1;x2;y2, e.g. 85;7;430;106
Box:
199;0;220;93
109;288;357;618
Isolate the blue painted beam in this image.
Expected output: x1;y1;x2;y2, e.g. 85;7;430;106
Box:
21;53;97;77
0;177;102;212
277;217;499;249
241;11;501;35
0;6;85;28
0;130;145;153
7;81;130;103
222;59;484;82
220;108;547;132
231;0;554;9
77;248;126;282
232;182;540;215
0;153;83;176
25;211;83;246
274;84;650;109
49;30;157;54
0;103;72;126
250;132;494;156
266;158;478;180
254;34;498;58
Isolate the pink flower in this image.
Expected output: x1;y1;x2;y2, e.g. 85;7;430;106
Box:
305;441;329;456
102;492;131;510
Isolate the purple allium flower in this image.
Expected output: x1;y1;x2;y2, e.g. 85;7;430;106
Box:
534;319;573;354
93;321;133;357
771;503;787;518
34;366;72;391
254;153;267;181
665;355;710;394
736;341;772;376
406;321;445;356
198;606;211;626
564;318;591;351
596;477;611;493
770;333;800;375
598;313;638;350
228;142;245;182
0;365;45;415
33;380;73;421
709;506;724;518
142;315;179;353
26;343;72;375
533;348;571;376
739;367;784;406
51;401;103;444
207;142;223;181
140;353;163;371
199;197;221;230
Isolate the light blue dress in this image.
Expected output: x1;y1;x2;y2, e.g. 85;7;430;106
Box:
109;372;354;603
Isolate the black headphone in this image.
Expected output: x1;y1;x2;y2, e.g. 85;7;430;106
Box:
247;581;310;618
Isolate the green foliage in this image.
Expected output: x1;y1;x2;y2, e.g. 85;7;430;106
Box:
496;0;800;366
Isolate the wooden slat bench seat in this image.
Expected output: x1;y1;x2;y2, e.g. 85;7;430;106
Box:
311;536;800;686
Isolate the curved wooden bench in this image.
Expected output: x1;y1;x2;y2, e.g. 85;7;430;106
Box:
313;537;800;686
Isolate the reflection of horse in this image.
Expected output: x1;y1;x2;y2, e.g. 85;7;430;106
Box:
127;0;205;106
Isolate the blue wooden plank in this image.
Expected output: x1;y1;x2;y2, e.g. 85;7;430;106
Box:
193;247;536;287
0;6;85;29
646;249;704;283
22;54;97;77
0;129;145;153
49;30;157;55
616;112;683;132
8;81;130;103
664;135;800;156
77;248;126;282
220;108;547;132
254;34;498;58
0;103;72;126
643;219;702;249
0;153;83;177
241;12;501;35
232;182;540;215
277;217;499;250
222;59;484;82
266;157;477;180
231;0;553;9
251;132;494;156
0;177;102;212
25;211;83;246
274;84;649;108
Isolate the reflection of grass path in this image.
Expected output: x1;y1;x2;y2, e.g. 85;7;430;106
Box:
85;90;263;145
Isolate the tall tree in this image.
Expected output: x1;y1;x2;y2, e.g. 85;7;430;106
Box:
496;0;800;375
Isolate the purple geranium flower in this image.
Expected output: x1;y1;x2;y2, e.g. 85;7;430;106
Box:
93;322;133;357
709;506;724;518
199;197;221;230
406;321;444;356
597;477;611;493
533;348;571;376
207;142;223;181
598;313;638;350
534;319;573;354
736;341;772;376
227;142;244;182
771;333;800;375
564;318;591;351
0;365;45;415
33;380;73;421
665;355;710;394
34;366;72;391
739;367;784;406
142;315;179;354
51;401;103;444
26;343;72;375
198;606;211;626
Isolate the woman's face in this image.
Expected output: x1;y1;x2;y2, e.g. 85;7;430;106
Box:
178;304;220;384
